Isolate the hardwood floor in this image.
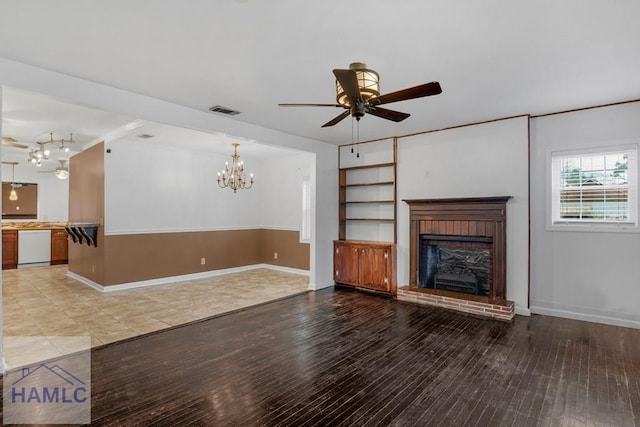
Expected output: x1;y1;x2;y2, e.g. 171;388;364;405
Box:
2;287;638;426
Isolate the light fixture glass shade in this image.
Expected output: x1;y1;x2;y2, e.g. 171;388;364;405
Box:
9;163;18;200
336;62;380;107
55;169;69;180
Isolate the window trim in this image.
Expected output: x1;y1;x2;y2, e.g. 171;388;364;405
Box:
546;142;639;233
300;176;311;243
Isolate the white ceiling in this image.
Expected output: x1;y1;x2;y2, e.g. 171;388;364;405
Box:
0;0;639;147
0;88;300;165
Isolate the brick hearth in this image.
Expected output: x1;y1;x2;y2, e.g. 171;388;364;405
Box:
397;286;515;321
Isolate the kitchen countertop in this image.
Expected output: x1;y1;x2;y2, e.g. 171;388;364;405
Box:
2;222;68;231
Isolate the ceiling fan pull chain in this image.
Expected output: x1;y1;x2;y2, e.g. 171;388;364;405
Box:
350;117;355;153
356;121;360;158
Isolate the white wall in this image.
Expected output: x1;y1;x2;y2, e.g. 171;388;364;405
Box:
397;117;530;313
530;102;640;328
1;160;69;222
104;139;313;234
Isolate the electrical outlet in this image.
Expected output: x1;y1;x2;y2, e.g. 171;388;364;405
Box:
274;252;278;260
201;257;206;265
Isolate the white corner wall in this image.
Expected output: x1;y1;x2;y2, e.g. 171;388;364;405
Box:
256;152;314;231
530;102;640;328
397;116;530;313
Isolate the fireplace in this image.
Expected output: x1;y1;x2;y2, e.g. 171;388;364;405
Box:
420;238;491;296
398;197;514;321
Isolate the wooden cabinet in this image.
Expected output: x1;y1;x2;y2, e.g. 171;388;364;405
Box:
334;240;397;295
2;230;18;269
50;229;69;264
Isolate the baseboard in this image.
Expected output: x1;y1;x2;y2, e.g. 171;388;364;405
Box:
66;272;106;292
309;281;334;291
530;305;640;329
67;264;310;293
515;307;531;316
258;263;310;276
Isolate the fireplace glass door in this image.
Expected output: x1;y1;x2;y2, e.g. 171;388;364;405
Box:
420;241;491;296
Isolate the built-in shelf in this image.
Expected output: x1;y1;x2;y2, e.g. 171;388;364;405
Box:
341;200;395;205
338;138;397;242
339;162;396;171
344;218;395;222
343;181;394;188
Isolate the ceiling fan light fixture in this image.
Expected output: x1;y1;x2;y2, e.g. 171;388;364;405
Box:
55;169;69;180
336;62;380;107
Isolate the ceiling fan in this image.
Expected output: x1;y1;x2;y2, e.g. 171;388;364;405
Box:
37;159;69;180
279;62;442;127
2;136;29;149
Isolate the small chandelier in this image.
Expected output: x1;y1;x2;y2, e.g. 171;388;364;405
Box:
217;143;254;193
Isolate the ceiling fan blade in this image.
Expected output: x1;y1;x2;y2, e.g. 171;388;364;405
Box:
2;137;28;149
367;107;410;122
333;69;361;100
321;111;351;128
371;81;442;106
278;103;342;107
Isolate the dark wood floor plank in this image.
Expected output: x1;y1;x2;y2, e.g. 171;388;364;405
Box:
1;287;638;426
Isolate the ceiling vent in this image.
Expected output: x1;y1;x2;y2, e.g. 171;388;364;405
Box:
209;105;241;116
137;134;155;139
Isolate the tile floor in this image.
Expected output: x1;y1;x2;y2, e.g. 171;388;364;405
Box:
2;265;309;361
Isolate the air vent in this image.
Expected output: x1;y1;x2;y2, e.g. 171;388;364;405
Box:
209;105;241;116
137;134;155;139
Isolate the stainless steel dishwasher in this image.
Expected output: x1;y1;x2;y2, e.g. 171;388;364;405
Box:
18;230;52;266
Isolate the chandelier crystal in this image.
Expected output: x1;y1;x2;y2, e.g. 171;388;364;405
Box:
217;143;254;193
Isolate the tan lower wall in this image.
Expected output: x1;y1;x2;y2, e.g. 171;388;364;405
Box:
260;229;310;271
68;142;105;284
102;228;309;286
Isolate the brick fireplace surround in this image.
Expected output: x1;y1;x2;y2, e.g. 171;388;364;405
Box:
399;197;515;321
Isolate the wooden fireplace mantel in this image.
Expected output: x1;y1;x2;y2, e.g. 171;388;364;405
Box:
404;196;512;300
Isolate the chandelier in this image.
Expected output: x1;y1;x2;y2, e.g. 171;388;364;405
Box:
217;143;254;193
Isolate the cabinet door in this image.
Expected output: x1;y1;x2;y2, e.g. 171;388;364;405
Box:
2;231;18;268
358;246;390;291
334;243;359;285
50;230;69;264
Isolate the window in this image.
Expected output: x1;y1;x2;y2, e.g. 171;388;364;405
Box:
549;144;638;231
300;177;311;242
